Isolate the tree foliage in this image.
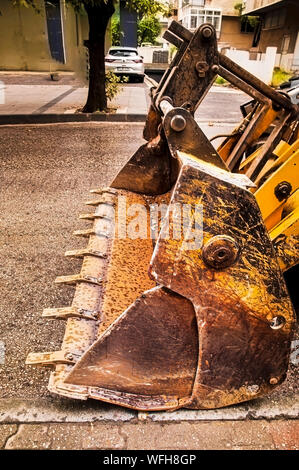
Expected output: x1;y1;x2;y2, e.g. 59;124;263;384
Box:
111;16;121;46
233;2;245;15
137;14;161;46
125;0;168;18
234;2;259;29
112;14;162;46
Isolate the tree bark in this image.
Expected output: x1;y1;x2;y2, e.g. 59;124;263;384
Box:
83;0;115;113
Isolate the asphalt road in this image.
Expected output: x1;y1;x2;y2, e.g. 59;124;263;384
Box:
0;122;298;405
0;123;143;398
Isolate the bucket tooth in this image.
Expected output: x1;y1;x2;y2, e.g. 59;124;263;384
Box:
55;274;103;286
79;213;97;220
65;248;107;259
73;229;95;237
90;188;118;195
84;199;115;207
42;307;99;320
73;229;110;238
79;213;112;221
26;351;76;366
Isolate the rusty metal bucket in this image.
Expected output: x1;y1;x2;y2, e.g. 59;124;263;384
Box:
26;133;295;411
26;22;296;410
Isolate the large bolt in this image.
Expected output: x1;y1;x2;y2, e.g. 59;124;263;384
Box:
269;377;279;385
201;25;213;39
195;61;209;77
274;181;292;201
170;115;186;132
270;316;286;329
202;235;240;270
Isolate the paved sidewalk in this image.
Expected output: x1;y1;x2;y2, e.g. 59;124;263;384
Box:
1;419;298;450
0;83;148;115
0;73;148;115
0;72;246;121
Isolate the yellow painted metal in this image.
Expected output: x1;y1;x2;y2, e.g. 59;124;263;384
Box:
249;107;279;143
254;150;299;231
239;140;289;174
254;140;299;188
239;146;262;172
270;206;299;271
217;107;279;162
217;133;239;161
272;140;291;158
247;136;299;272
271;138;299;168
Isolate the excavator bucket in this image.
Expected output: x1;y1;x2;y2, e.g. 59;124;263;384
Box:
26;22;298;410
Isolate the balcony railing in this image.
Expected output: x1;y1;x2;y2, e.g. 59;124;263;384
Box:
244;0;283;14
181;0;205;7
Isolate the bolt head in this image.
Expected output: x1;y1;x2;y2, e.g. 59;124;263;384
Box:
274;181;292;201
270;316;286;329
247;384;259;394
170;115;187;132
269;377;279;385
202;235;240;270
201;25;213;39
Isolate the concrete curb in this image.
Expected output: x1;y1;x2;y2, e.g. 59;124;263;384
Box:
143;394;299;422
144;74;159;89
0;395;298;423
0;113;147;125
0;114;242;126
0;399;137;424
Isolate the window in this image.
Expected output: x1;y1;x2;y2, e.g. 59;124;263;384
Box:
109;49;138;57
190;15;197;28
241;17;256;33
264;9;286;29
182;8;221;32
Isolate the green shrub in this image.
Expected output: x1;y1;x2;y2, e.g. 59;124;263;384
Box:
215;76;228;85
105;71;128;102
271;67;292;88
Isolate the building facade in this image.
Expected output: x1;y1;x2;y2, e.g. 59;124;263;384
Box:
244;0;299;71
176;0;254;50
0;0;111;75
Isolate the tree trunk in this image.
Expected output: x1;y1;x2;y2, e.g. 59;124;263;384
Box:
83;1;115;113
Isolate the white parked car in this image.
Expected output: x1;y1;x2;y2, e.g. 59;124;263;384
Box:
105;47;145;83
